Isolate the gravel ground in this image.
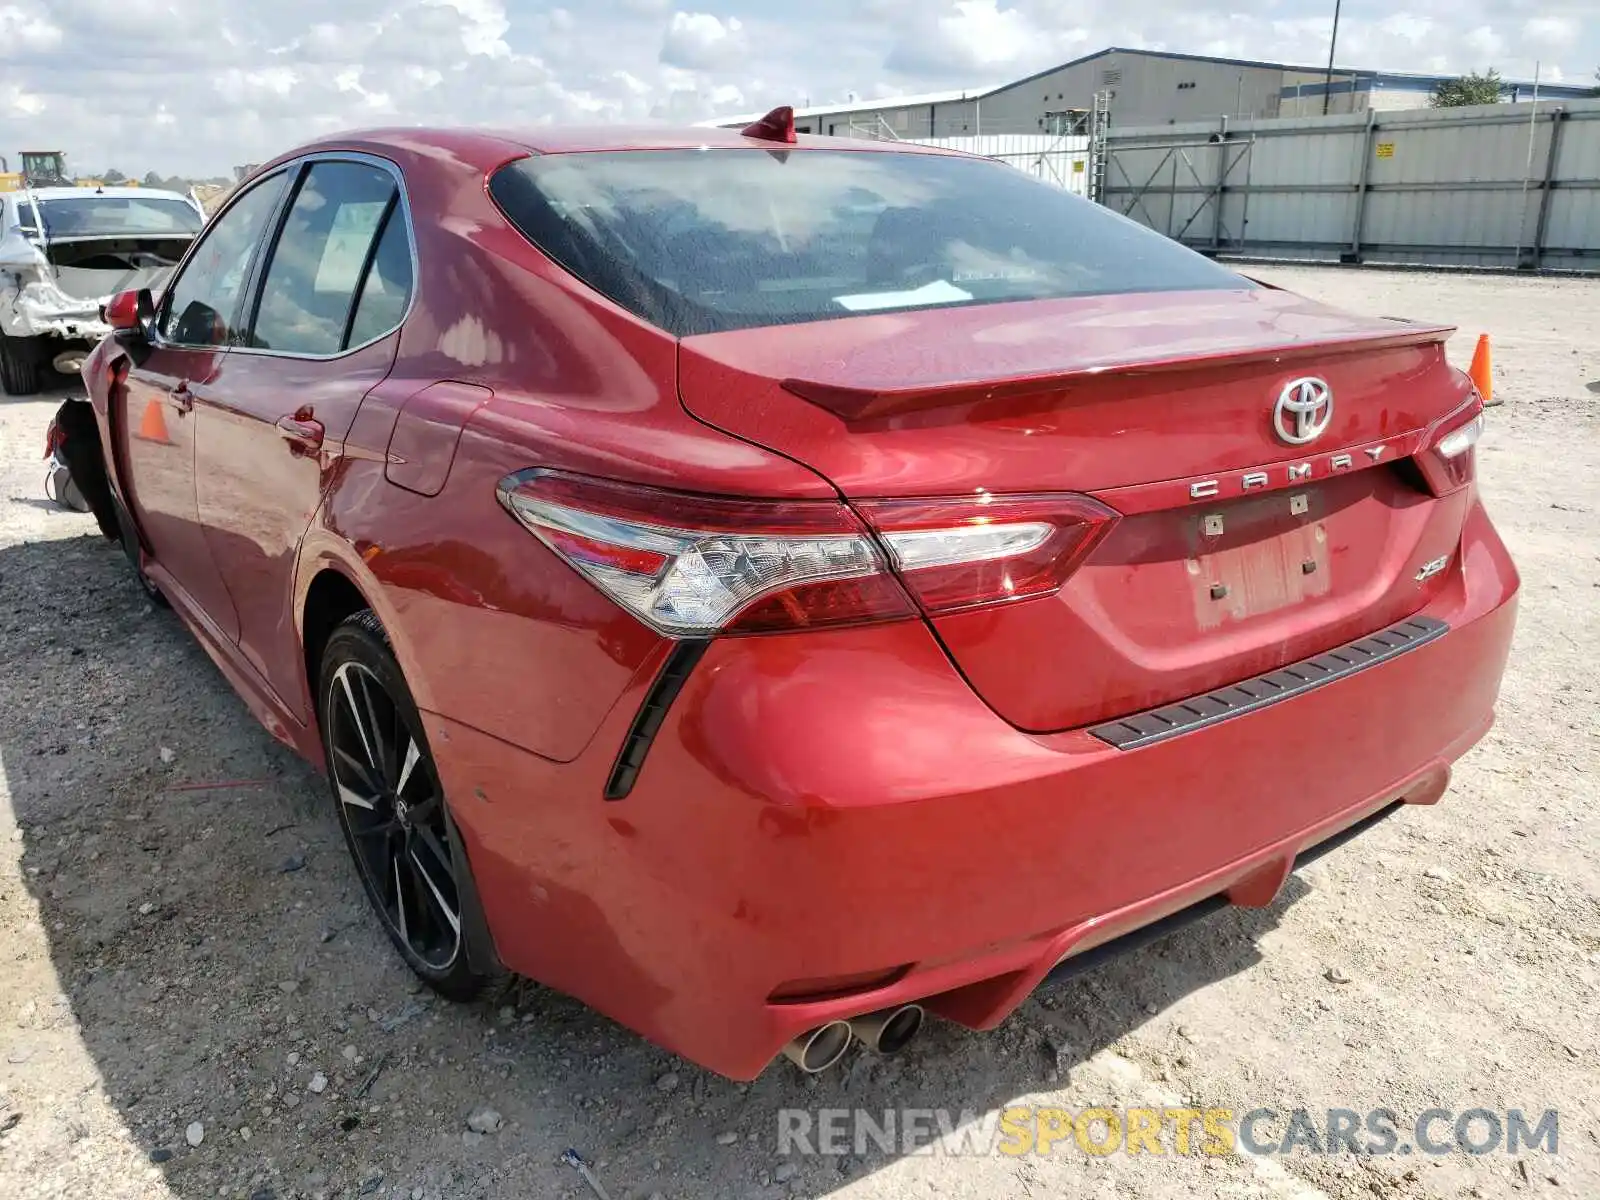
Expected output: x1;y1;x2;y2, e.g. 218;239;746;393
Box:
0;266;1596;1200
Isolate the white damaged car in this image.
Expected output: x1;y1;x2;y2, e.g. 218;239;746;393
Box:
0;186;204;394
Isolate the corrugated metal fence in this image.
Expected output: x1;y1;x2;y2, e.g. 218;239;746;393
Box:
1098;98;1600;271
899;132;1092;197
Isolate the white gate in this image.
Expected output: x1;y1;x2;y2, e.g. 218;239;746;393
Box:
895;132;1093;197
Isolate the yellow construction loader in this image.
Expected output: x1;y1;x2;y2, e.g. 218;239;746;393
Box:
0;151;96;192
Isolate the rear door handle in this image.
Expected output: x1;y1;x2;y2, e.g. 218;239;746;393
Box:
275;409;325;455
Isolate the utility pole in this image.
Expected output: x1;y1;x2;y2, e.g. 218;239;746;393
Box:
1322;0;1342;115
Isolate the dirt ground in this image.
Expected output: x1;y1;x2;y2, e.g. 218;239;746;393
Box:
0;266;1596;1200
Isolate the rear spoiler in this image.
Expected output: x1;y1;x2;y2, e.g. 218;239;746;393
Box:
781;322;1455;423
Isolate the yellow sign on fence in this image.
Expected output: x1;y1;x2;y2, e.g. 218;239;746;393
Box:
1375;142;1395;159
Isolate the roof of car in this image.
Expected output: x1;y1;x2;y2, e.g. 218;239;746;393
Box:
277;124;958;173
13;185;196;203
479;125;958;155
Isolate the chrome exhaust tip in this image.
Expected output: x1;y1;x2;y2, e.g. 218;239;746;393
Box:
849;1004;925;1056
781;1020;853;1074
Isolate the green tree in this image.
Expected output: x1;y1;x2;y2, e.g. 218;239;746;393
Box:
1430;69;1504;107
102;168;126;184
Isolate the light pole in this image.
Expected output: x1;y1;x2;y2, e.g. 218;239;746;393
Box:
1322;0;1342;115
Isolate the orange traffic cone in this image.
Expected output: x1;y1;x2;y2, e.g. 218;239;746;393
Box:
1467;334;1496;407
136;398;171;444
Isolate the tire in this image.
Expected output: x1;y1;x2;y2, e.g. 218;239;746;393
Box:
318;611;489;1001
0;334;40;396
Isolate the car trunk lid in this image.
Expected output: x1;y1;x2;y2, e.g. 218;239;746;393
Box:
45;236;190;300
677;286;1479;733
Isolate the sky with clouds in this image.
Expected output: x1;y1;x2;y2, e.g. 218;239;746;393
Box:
0;0;1594;177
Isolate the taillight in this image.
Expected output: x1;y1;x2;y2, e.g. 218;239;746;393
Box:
498;471;1119;636
497;469;913;635
855;494;1118;615
1415;398;1484;495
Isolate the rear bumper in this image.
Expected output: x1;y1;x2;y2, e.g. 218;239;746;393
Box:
425;498;1518;1079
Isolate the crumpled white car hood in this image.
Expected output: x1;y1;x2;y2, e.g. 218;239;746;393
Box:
0;226;175;340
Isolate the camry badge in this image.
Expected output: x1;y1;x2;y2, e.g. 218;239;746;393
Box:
1274;377;1334;446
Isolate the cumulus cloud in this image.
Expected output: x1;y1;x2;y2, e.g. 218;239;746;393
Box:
0;6;61;51
436;0;513;56
886;0;1087;75
659;12;748;71
1377;14;1432;44
1521;17;1577;47
0;0;1592;177
4;82;46;116
1462;25;1505;60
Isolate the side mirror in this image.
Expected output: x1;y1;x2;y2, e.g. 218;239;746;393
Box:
104;289;143;330
103;289;158;366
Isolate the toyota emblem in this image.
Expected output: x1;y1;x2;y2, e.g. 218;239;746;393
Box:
1273;377;1334;445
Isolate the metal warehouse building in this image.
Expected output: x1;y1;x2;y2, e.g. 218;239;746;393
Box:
710;47;1591;138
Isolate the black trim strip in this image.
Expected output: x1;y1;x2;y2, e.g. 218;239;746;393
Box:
1089;615;1449;751
1045;801;1405;986
1047;895;1230;984
604;641;709;800
1294;799;1406;868
339;191;400;351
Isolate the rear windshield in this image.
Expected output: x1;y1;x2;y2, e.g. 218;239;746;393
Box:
489;148;1247;336
22;196;202;239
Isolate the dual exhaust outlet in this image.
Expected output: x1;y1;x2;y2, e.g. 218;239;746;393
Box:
782;1004;925;1074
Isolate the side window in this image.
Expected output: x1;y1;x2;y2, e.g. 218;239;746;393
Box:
160;173;287;347
344;207;413;348
249;162;398;356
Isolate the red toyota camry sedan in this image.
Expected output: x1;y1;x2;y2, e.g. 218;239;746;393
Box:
80;114;1517;1079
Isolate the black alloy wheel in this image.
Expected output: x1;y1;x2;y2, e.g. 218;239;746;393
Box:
319;612;487;999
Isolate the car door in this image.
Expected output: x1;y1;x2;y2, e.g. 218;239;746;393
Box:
118;171;290;640
193;155;414;721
